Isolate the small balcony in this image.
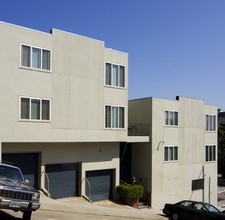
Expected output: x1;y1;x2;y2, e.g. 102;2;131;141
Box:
128;123;150;136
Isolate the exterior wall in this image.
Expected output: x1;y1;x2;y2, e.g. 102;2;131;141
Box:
0;21;128;200
129;96;217;209
0;21;128;143
128;98;153;201
2;142;120;197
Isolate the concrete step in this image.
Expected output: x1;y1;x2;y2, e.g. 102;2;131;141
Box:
138;201;149;209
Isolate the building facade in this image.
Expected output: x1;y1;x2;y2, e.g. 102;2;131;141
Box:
128;96;217;209
0;21;143;201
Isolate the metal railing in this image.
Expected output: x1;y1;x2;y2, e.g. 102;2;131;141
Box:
128;123;150;136
81;178;92;202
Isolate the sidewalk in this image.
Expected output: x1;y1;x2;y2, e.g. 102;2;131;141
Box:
39;194;166;220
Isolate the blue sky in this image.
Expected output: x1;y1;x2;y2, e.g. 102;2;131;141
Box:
1;0;225;109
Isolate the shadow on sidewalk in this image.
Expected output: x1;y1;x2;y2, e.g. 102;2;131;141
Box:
0;210;21;220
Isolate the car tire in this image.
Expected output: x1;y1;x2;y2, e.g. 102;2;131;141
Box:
22;211;32;220
171;212;179;220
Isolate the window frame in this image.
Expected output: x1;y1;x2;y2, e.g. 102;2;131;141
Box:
20;44;52;72
205;145;216;162
164;146;178;162
205;114;216;132
19;96;51;122
104;105;125;129
164;110;178;126
104;62;126;88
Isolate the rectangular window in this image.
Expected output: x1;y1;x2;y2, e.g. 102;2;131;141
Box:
205;115;216;131
42;49;51;70
119;66;125;87
164;146;178;162
21;45;51;71
105;62;125;88
105;105;125;129
205;145;216;162
42;99;50;120
20;97;30;119
32;48;41;69
112;65;119;87
164;111;178;126
20;97;51;121
21;45;30;67
31;99;40;120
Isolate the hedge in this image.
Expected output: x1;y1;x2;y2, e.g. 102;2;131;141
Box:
116;184;143;199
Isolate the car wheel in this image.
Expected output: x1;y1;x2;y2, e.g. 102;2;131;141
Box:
171;212;179;220
22;211;32;220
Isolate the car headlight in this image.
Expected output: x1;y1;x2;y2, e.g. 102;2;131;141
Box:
32;193;40;200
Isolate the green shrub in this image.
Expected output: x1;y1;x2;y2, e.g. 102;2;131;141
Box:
116;184;143;199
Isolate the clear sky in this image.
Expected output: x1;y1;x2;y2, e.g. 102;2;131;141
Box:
1;0;225;110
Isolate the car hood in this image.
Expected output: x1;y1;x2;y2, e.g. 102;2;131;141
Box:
0;177;39;193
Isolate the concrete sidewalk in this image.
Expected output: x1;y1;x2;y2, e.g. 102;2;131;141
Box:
39;194;166;220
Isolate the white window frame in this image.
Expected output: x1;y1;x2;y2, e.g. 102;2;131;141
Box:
104;105;125;129
19;96;51;122
20;44;52;72
205;145;216;162
164;110;178;126
205;114;216;132
164;146;178;162
104;62;126;88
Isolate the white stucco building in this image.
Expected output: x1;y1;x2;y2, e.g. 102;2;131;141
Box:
0;21;217;208
128;96;217;209
0;21;149;201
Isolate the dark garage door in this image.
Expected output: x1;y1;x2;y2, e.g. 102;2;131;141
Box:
45;163;79;199
2;153;39;189
86;169;113;202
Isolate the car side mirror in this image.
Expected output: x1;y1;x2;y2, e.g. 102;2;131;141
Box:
25;179;30;185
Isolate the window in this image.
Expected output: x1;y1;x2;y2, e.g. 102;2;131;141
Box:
105;63;125;88
20;97;51;121
164;111;178;126
21;45;51;71
164;146;178;161
205;145;216;162
105;105;125;129
205;115;216;131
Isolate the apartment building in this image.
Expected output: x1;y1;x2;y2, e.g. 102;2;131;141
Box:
128;96;217;209
0;21;149;201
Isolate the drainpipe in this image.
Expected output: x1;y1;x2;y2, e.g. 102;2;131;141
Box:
208;176;211;203
202;165;205;202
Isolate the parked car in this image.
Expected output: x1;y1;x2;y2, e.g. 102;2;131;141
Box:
163;200;225;220
0;163;40;220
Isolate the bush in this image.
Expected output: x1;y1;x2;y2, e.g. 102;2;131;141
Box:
116;184;143;199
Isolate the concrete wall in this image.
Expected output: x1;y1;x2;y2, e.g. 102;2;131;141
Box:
0;21;128;143
0;21;128;200
129;96;217;209
3;142;120;197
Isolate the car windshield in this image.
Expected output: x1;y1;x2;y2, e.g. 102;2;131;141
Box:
205;204;220;213
0;165;24;182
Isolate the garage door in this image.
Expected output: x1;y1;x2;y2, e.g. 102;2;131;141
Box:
86;169;113;202
45;163;80;199
2;153;39;189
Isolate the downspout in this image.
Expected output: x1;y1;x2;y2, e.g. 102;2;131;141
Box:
202;165;205;202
